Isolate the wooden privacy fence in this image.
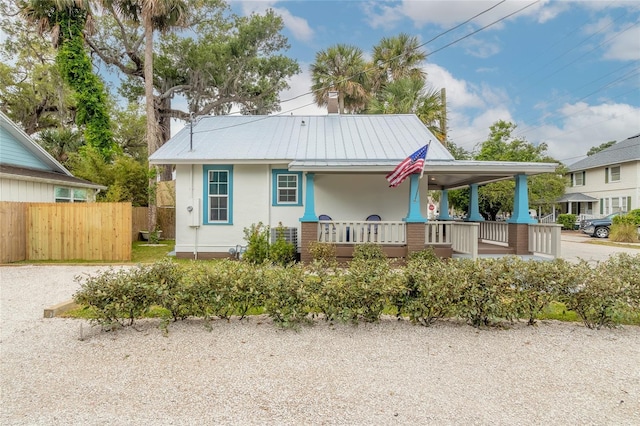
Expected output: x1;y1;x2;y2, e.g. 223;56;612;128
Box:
0;202;27;263
131;207;175;241
0;202;131;263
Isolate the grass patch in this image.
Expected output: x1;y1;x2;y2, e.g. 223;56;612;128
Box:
587;240;640;249
131;240;175;263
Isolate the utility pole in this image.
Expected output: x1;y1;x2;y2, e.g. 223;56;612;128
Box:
440;87;447;147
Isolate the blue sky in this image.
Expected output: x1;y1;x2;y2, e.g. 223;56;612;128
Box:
228;0;640;165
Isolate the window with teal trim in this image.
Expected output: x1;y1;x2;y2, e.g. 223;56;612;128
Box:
204;165;233;224
272;170;302;206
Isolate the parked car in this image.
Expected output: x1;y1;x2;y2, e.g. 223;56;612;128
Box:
581;212;621;238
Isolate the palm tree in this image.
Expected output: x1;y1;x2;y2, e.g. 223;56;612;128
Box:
103;0;188;233
310;44;369;114
370;33;426;92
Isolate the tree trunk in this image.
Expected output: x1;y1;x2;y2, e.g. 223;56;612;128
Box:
144;13;157;233
158;96;173;181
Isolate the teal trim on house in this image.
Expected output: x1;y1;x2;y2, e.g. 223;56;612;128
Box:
271;169;303;206
437;189;452;220
404;174;427;223
508;174;536;224
202;165;233;225
0;127;48;170
300;173;318;222
466;183;485;221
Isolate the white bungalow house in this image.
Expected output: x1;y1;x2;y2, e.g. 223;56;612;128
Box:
0;111;105;202
149;102;559;261
560;133;639;220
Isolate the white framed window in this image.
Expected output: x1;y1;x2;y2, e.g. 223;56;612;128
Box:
609;165;620;182
573;172;584;186
203;165;232;224
55;187;87;203
271;169;302;206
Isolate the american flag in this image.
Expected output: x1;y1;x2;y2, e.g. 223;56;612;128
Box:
386;144;429;188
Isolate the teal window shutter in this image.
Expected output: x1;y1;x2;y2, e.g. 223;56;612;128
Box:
605;168;609;183
582;171;586;185
627;196;631;211
600;199;604;214
570;173;573;187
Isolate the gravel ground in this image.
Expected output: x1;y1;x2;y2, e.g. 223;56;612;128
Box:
1;264;639;425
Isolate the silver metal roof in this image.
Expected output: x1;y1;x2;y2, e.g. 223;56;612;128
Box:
150;114;558;190
568;133;640;172
150;114;454;164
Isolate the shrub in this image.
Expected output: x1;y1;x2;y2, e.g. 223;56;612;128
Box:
452;258;513;327
262;264;311;327
557;214;576;230
269;224;296;266
499;257;566;325
613;209;640;225
341;257;404;322
243;222;270;264
611;209;640;242
352;243;386;261
557;258;633;329
308;241;338;267
402;254;457;326
74;266;155;328
609;223;640;242
145;259;190;321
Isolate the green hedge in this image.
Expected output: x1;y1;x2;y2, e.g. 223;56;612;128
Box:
74;253;640;331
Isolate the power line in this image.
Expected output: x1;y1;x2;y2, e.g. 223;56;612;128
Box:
193;0;540;132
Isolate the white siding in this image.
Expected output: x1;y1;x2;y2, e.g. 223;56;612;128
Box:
565;161;640;211
0;178;55;202
175;164;429;254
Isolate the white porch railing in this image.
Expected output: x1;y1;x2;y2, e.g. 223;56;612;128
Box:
528;223;562;257
425;221;453;245
451;222;479;259
318;220;406;245
539;213;556;224
479;221;508;245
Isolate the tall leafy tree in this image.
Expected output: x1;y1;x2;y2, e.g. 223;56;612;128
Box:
473;121;565;220
310;43;369;114
18;0;117;159
0;6;74;133
100;0;188;232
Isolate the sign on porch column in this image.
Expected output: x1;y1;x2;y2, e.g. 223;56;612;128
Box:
507;174;536;224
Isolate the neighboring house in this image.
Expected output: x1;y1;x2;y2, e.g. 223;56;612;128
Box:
150;104;558;261
561;133;639;218
0;112;105;202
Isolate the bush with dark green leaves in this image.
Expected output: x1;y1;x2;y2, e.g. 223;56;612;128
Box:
557;254;640;329
557;214;576;230
401;253;457;326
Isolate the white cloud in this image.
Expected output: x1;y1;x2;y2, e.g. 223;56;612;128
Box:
462;37;501;58
602;24;640;61
362;1;404;30
277;64;326;115
361;0;551;30
235;1;314;41
525;101;640;163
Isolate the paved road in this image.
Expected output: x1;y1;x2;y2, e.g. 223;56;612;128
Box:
559;230;640;263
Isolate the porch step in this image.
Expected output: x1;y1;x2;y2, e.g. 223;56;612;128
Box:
477;242;515;255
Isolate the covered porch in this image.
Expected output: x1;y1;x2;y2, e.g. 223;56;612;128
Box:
295;160;560;262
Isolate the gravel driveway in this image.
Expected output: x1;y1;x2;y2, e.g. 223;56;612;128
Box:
1;237;639;425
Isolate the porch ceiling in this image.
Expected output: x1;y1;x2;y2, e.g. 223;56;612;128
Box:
288;160;558;190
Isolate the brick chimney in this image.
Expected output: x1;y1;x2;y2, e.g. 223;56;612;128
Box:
327;90;339;114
